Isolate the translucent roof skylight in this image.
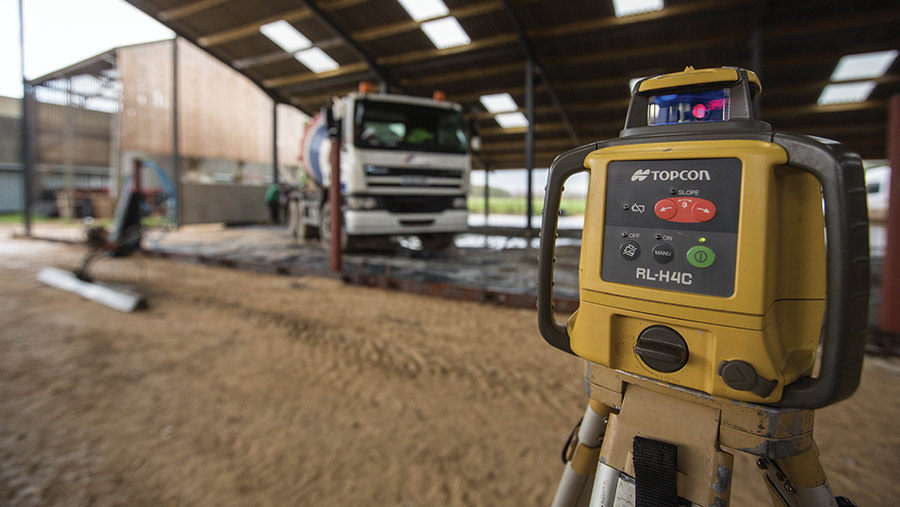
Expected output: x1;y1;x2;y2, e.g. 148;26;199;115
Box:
830;50;899;81
396;0;449;22
495;112;529;129
421;17;471;49
479;93;519;113
295;48;340;73
612;0;664;17
817;82;877;105
260;20;312;53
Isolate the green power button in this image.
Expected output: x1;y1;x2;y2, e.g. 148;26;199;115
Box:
687;245;716;268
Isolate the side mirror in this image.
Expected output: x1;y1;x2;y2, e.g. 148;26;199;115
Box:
324;101;339;140
468;117;481;151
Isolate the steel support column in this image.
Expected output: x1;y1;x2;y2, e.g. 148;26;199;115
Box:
64;76;75;219
172;37;182;227
501;0;578;146
18;0;33;236
327;101;342;272
273;101;279;184
484;168;490;224
525;60;535;234
880;95;900;334
750;4;763;112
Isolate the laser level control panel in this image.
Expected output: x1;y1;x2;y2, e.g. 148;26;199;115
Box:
601;158;741;297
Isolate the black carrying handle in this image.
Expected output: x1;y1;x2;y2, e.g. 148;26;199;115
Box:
537;143;598;355
773;133;870;409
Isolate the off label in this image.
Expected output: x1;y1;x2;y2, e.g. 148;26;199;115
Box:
635;268;693;286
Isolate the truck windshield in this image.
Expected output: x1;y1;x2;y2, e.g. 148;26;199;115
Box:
354;99;468;154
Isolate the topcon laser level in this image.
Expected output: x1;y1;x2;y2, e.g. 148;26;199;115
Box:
538;67;869;507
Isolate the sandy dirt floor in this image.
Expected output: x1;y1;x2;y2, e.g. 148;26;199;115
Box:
1;232;898;506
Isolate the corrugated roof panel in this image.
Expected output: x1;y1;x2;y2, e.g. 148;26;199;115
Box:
327;1;410;33
119;0;899;160
215;35;281;61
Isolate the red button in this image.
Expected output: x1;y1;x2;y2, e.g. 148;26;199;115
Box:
691;200;717;222
654;199;678;220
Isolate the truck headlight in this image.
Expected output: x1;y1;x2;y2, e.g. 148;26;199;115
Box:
347;196;379;210
452;197;467;209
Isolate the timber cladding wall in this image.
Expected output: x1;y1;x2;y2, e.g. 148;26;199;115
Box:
118;41;174;156
118;39;305;167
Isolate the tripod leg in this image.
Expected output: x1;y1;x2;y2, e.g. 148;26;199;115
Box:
759;442;839;507
551;400;612;507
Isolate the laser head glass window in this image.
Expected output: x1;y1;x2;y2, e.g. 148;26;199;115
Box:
648;89;731;125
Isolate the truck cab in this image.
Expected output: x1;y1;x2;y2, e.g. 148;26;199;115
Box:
297;91;472;251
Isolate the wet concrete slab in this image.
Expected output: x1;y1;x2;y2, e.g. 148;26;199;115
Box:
11;222;583;302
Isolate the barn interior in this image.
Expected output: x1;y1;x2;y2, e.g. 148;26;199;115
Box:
2;0;900;505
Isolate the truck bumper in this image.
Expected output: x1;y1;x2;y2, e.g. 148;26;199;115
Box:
345;210;468;236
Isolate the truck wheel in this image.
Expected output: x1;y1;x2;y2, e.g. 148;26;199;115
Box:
298;201;319;241
419;233;455;252
319;201;348;251
288;200;300;240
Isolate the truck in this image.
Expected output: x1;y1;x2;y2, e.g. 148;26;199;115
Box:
292;86;474;252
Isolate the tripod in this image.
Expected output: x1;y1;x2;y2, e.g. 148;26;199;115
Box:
551;363;854;507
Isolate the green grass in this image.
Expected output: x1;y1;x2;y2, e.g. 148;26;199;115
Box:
0;213;170;228
0;213;72;224
468;196;586;216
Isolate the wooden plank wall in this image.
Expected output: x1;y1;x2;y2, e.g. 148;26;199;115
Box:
118;41;174;155
119;39;307;168
176;39;273;164
277;103;306;171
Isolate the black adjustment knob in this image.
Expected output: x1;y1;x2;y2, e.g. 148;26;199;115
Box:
634;325;688;373
717;360;778;397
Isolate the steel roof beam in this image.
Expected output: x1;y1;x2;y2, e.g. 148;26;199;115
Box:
233;37;345;70
289;0;398;91
353;0;503;42
195;0;368;48
123;0;302;111
501;0;577;145
159;0;229;22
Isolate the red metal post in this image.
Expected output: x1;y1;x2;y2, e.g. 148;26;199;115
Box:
132;158;142;196
329;134;342;272
880;95;900;334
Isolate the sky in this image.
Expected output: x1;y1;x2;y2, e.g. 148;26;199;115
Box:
0;0;173;98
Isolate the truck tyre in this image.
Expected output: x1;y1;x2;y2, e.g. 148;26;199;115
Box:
319;201;348;252
288;199;300;241
298;201;319;241
419;233;455;252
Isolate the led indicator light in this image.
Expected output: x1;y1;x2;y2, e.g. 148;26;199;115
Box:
692;103;708;119
699;237;707;243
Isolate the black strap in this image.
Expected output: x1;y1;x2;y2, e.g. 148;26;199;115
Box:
633;436;679;507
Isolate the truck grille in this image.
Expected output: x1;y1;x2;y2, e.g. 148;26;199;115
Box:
382;195;456;213
365;166;464;190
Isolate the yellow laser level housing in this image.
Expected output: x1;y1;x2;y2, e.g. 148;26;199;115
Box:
538;67;870;409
